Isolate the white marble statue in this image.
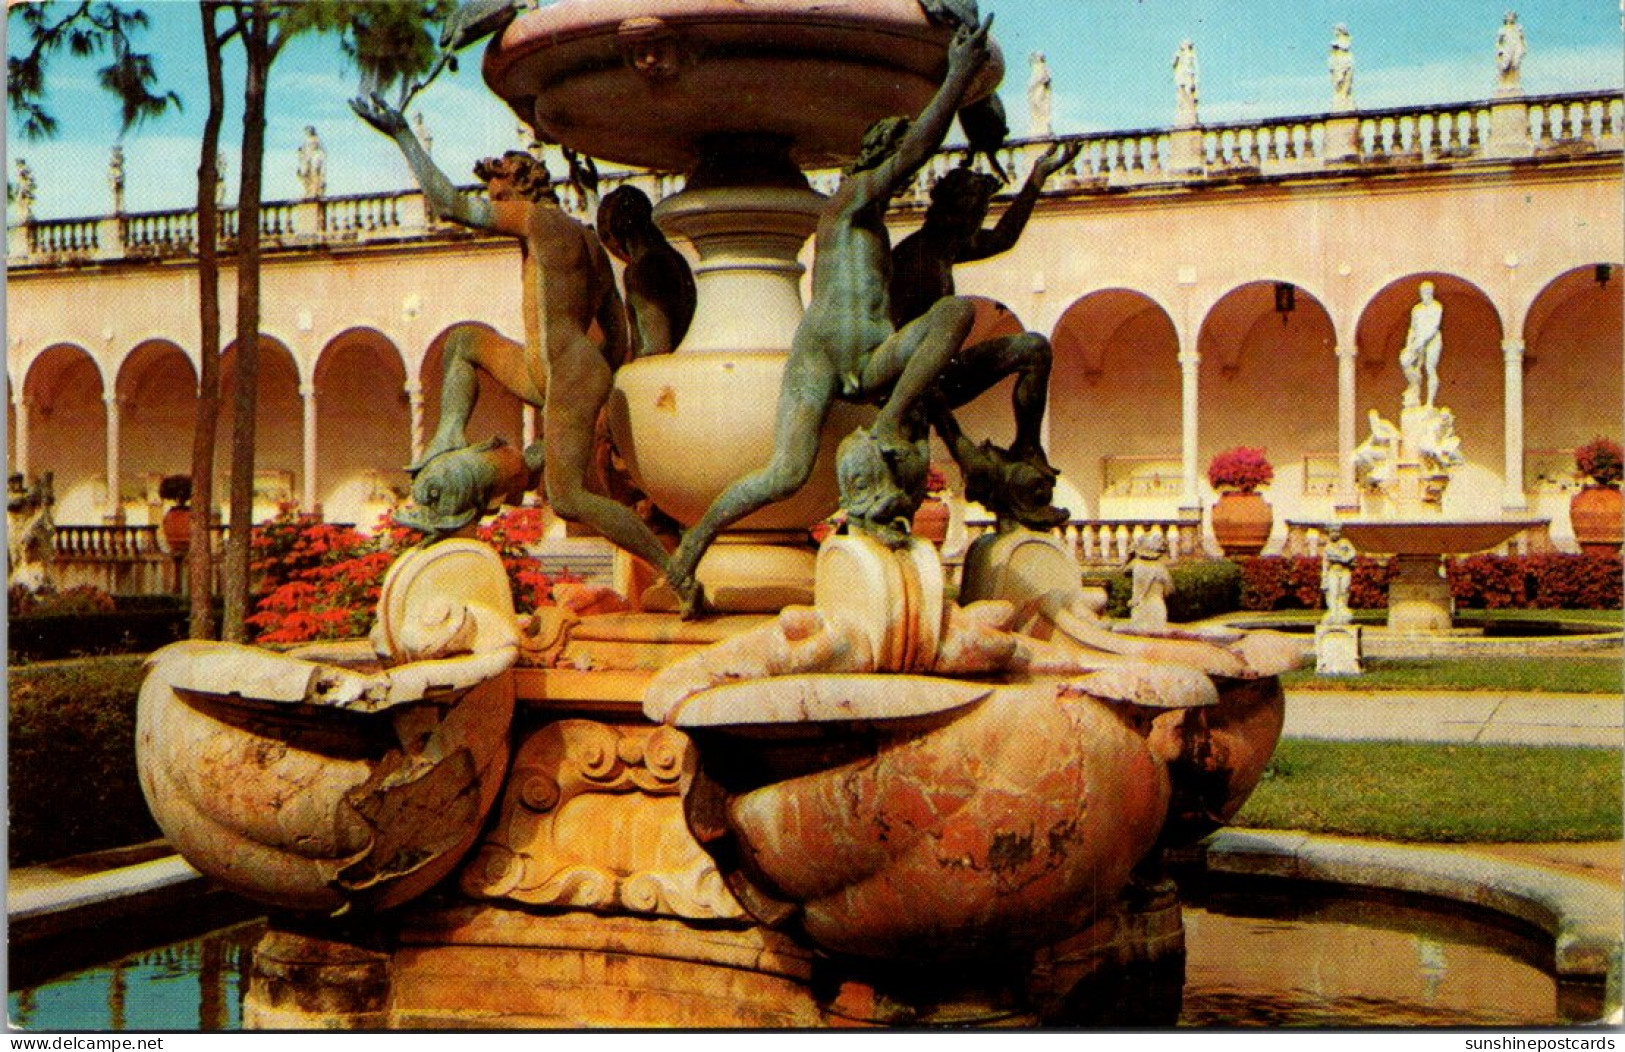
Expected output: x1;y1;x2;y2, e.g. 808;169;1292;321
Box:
1353;409;1400;489
215;152;229;208
1126;533;1174;632
1320;525;1356;626
1173;39;1199;127
1495;11;1527;96
1329;24;1355;112
1400;281;1444;408
108;145;126;214
13;158;36;223
413;111;434;157
1416;405;1465;471
1027;51;1053;137
296;125;327;199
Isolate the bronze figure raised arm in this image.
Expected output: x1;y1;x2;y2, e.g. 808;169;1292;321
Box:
663;18;997;616
352;94;690;606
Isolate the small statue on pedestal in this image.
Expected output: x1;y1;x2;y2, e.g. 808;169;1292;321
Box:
1126;533;1173;632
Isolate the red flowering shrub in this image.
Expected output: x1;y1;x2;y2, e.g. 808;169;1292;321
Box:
1575;436;1623;488
8;583;118;618
1240;555;1392;611
1446;554;1527;609
1207;447;1274;494
247;506;566;644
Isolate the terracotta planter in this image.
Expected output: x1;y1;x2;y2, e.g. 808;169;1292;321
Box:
1570;485;1622;555
161;505;192;555
1211;491;1272;557
911;497;950;545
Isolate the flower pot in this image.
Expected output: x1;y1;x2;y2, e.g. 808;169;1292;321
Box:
1211;491;1272;557
161;505;193;555
1570;485;1622;555
911;497;950;545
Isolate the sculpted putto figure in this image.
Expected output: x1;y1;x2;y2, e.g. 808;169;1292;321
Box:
1319;524;1357;626
353;94;690;605
597;185;696;359
664;19;997;615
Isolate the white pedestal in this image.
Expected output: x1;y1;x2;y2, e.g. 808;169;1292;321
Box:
1314;623;1362;676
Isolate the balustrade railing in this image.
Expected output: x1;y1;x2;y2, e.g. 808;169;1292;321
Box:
10;89;1619;267
966;516;1204;566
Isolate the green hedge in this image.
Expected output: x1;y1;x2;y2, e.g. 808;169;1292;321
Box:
7;607;192;665
9;656;160;867
1105;558;1242;622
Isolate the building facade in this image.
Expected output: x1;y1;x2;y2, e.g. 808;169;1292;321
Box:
8;90;1621;562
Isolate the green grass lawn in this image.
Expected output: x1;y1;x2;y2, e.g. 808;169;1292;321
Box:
1280;655;1623;693
1235;739;1624;842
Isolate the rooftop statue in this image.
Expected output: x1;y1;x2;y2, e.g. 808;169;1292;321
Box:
1400;280;1444;408
1173;38;1200;127
353;94;693;608
1496;11;1527;95
1027;51;1053;137
296;125;327;200
1329;24;1355;112
888;142;1080;530
108;144;125;214
597;185;696;360
13;158;36;223
662;18;998;614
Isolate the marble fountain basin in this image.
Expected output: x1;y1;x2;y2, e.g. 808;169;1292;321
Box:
666;666;1285;962
483;0;1004;172
135;542;522;916
1334;518;1547;555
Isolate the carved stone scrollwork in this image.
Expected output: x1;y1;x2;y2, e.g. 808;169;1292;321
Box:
460;719;742;920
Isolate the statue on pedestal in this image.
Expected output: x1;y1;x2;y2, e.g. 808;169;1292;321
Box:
1400;281;1443;408
1027;51;1053;137
297;125;327;199
1328;25;1355;112
1126;533;1173;632
1320;525;1356;626
13;158;36;223
1173;39;1200;127
1495;11;1527;96
108;145;126;215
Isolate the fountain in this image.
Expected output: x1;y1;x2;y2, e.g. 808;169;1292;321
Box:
1295;282;1545;641
127;0;1362;1028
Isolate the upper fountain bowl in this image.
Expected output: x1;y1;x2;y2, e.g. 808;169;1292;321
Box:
482;0;1003;173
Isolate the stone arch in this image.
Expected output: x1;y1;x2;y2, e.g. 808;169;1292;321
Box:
115;340;198;522
1522;262;1624;543
1049;289;1180;517
419;321;527;455
1355;272;1504;515
22;343;106;524
314;327;411;527
218;336;302;522
1197;280;1339;524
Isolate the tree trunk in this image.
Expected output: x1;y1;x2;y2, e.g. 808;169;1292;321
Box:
221;3;272;642
188;0;226;640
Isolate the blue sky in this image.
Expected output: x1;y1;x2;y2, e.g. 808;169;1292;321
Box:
8;0;1622;219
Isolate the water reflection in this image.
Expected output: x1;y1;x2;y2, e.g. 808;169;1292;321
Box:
9;922;261;1031
8;895;1573;1030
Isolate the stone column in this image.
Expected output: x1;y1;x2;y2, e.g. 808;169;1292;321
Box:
1502;338;1528;512
1336;344;1360;510
104;393;123;523
523;404;539;451
406;380;426;466
1178;348;1201;515
301;382;319;515
12;392;30;479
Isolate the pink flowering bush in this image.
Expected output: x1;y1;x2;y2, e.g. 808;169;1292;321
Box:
1207;446;1274;494
1574;436;1623;487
